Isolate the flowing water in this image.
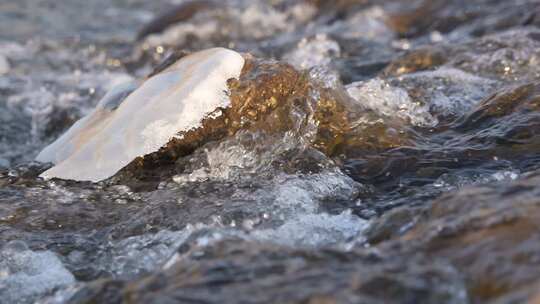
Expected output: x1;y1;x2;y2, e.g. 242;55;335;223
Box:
1;0;540;303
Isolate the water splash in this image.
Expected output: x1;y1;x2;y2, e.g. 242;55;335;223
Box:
347;78;438;127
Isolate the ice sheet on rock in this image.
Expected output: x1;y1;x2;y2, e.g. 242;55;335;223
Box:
36;48;245;182
35;81;140;164
346;78;438;127
0;242;75;304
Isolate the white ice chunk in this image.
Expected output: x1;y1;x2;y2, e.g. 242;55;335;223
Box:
36;48;245;182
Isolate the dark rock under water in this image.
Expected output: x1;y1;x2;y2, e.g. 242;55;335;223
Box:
1;0;540;303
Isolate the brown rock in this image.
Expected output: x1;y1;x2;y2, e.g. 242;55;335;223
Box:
383;47;447;77
116;54;412;185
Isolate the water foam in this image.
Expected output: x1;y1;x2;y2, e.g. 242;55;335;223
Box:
0;242;75;304
346;78;438;127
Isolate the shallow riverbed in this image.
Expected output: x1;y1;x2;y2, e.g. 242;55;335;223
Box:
1;1;540;303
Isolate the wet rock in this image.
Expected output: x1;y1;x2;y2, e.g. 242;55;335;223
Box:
115;54;412;184
137;0;315;54
345;80;540;196
447;29;540;83
136;0;219;41
364;206;419;244
442;82;540;164
383;27;540;84
39;50;374;183
383;47;447;77
378;170;540;302
130;0;397;82
386;0;540;39
226;57;412;156
457;82;540;132
70;238;468;304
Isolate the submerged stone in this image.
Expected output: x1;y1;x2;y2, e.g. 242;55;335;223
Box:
68;237;468;304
